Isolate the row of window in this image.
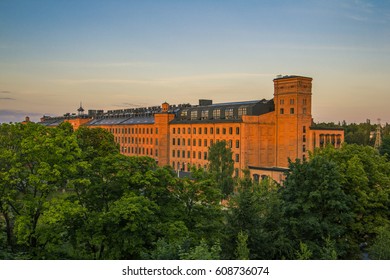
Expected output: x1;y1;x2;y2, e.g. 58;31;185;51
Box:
111;127;158;135
115;137;158;145
279;98;307;105
121;146;158;157
172;138;240;148
182;107;247;121
279;108;307;115
171;150;240;162
172;126;240;135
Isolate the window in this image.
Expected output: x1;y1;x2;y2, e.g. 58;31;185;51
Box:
182;138;185;146
303;126;306;133
204;152;208;160
193;139;196;146
191;111;198;120
182;150;185;158
198;139;201;146
155;138;158;145
303;135;306;143
178;128;180;134
290;108;294;114
188;128;191;134
172;150;175;157
225;108;234;119
173;138;176;145
229;140;232;148
210;127;214;134
198;128;202;134
198;151;201;159
193;151;196;158
187;151;190;158
280;108;284;114
204;139;207;147
177;150;180;158
204;127;207;134
236;140;240;148
201;110;209;120
178;138;181;145
280;99;284;105
229;127;233;134
155;149;158;156
213;109;221;119
156;128;158;134
236;127;240;135
235;168;239;177
303;108;307;115
290;99;294;105
216;128;220;134
193;128;196;134
238;107;247;117
187;139;191;146
210;140;214;146
303;145;306;152
235;154;239;162
222;128;226;134
181;110;188;119
182;128;185;134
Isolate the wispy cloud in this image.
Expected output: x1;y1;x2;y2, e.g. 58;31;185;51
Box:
113;102;147;108
0;97;16;100
55;73;275;85
45;61;158;68
0;90;11;94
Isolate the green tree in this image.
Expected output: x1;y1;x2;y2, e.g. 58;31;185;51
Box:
315;144;390;257
380;135;390;161
235;231;250;260
281;156;353;259
368;225;390;260
207;140;234;197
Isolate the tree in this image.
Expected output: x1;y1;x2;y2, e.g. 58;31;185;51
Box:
224;169;287;259
380;135;390;161
315;144;390;257
368;225;390;260
281;156;353;259
208;140;234;197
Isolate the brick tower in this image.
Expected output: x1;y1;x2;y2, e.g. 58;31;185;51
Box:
273;76;313;167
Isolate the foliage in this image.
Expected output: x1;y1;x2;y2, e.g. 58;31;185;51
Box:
368;225;390;260
208;140;234;197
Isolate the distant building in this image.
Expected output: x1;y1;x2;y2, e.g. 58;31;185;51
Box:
39;75;344;182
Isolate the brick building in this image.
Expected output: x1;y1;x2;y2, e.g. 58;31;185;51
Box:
39;75;344;182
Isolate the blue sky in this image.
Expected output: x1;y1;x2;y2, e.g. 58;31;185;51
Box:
1;0;390;123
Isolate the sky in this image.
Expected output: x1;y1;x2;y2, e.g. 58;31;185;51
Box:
1;0;390;124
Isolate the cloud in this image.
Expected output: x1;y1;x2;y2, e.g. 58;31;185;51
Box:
0;97;16;100
46;61;158;68
0;90;11;94
55;73;275;85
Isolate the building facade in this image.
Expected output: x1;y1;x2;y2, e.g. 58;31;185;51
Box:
40;75;344;182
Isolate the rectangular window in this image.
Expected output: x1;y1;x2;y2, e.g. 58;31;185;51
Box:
155;138;158;145
229;127;233;134
222;128;226;134
236;127;240;135
204;139;207;147
204;127;207;134
210;127;214;134
178;128;180;134
238;107;247;117
280;108;284;114
303;145;306;152
183;128;185;134
198;151;201;159
213;109;220;119
229;140;232;148
188;128;191;134
303;108;307;115
201;110;209;120
236;140;240;148
182;150;185;158
193;128;196;134
210;140;214;146
193;151;196;159
155;149;158;156
204;152;207;160
187;151;190;158
290;99;294;105
225;108;234;119
172;150;176;157
156;128;158;134
193;139;196;146
191;111;198;120
303;135;306;143
181;110;188;119
290;108;294;114
198;127;202;134
173;138;176;145
235;154;239;162
216;128;220;134
198;139;202;146
280;99;284;105
188;139;191;146
303;126;306;133
178;138;181;145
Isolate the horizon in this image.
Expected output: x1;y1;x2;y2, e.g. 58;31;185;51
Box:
1;0;390;124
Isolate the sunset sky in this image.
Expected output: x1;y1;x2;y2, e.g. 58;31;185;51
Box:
1;0;389;124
